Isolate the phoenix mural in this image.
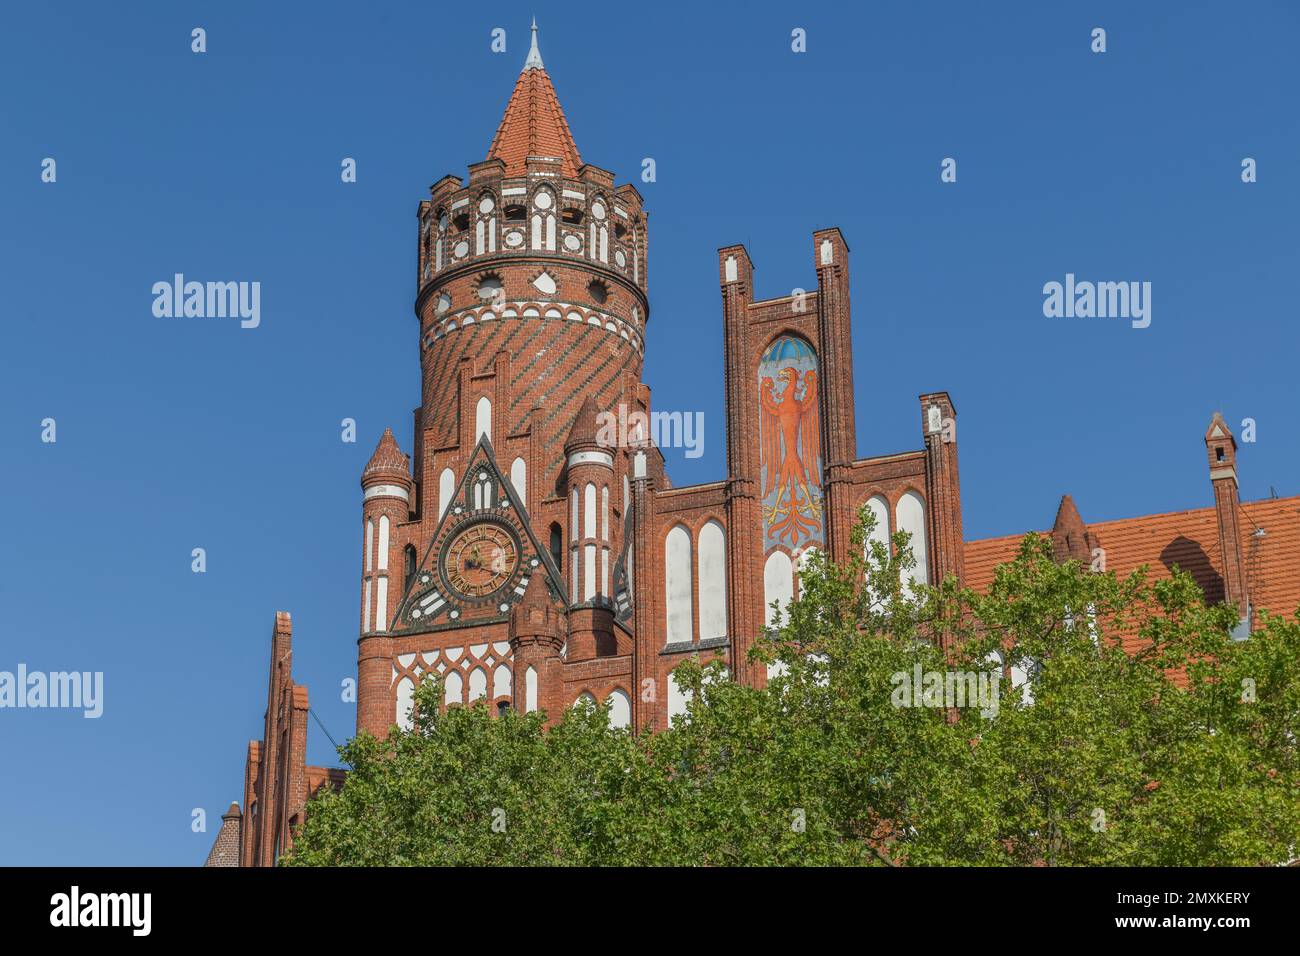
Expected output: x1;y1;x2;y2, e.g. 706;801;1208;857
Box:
758;335;825;553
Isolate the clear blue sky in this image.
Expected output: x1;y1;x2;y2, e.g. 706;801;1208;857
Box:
1;1;1296;864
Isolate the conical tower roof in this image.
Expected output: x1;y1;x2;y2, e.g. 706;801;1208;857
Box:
362;428;411;484
565;395;603;451
1051;494;1094;564
485;21;583;178
521;566;552;608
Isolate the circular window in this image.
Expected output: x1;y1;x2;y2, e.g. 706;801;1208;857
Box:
587;280;608;304
479;196;494;214
478;277;503;300
534;190;553;210
591;201;606;220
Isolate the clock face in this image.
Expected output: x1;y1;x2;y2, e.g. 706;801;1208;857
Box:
441;521;520;600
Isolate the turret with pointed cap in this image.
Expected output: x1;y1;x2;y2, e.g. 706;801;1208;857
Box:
563;393;615;620
202;802;243;867
362;428;413;490
509;565;564;715
357;429;411;738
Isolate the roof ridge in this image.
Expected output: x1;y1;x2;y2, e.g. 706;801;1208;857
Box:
965;493;1300;548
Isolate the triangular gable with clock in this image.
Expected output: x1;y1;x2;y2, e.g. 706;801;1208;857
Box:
393;436;567;633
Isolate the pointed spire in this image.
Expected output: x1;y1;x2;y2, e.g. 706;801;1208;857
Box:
362;428;411;483
486;21;582;178
565;395;603;451
524;17;544;70
203;802;244;867
1052;494;1084;532
510;561;563;645
1205;411;1240;483
521;567;551;608
1051;494;1094;564
1205;410;1237;450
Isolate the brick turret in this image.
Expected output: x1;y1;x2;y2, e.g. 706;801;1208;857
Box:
414;23;648;499
509;571;564;715
357;428;412;737
564;396;616;658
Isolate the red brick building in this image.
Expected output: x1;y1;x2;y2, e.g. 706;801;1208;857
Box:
207;25;1300;866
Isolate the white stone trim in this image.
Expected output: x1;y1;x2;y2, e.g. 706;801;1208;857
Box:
428;301;643;353
364;483;410;502
568;450;614;469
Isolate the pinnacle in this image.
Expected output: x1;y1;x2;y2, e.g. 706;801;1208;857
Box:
565;396;603;450
363;428;410;480
485;22;582;178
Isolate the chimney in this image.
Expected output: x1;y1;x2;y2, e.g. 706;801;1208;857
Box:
1204;413;1250;627
920;392;964;587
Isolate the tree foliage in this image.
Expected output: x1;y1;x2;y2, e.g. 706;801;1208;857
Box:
286;509;1300;866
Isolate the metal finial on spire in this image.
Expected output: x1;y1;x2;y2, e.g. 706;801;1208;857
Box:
524;17;544;70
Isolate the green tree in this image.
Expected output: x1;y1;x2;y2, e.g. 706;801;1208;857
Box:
286;509;1300;866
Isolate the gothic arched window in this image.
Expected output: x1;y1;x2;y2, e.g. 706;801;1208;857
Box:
404;545;417;593
549;523;563;572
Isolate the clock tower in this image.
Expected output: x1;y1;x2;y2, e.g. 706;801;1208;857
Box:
219;24;990;865
356;22;650;736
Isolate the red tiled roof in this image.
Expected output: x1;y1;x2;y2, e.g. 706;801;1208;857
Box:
965;495;1300;623
486;64;582;178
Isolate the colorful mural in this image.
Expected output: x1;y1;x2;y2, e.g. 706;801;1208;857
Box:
758;335;824;553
